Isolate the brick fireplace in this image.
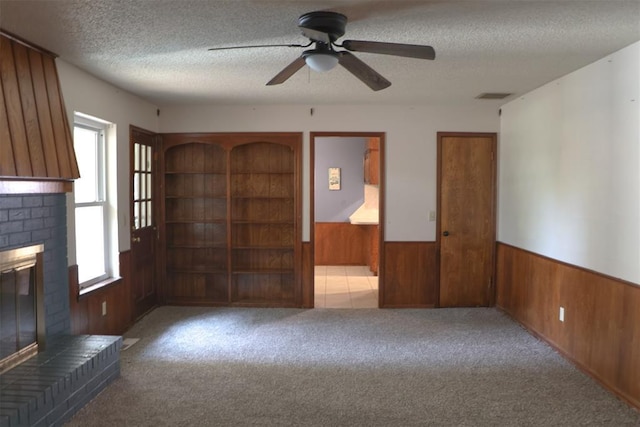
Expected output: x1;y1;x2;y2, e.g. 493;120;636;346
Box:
0;32;122;426
0;194;70;341
0;194;122;426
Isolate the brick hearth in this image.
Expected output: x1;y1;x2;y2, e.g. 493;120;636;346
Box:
1;194;122;426
0;335;121;426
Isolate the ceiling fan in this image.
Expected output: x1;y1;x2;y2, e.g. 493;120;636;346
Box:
208;11;436;91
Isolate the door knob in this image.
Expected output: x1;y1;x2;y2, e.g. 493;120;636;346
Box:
132;237;141;243
442;231;449;237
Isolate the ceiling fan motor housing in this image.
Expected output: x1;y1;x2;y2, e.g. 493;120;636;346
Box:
264;10;434;91
298;11;348;42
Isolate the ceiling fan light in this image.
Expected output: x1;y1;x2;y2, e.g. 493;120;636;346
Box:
304;52;339;72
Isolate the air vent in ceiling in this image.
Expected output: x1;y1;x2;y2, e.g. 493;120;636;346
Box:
476;93;513;100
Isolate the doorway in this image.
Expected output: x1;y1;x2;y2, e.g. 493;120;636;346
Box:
130;126;159;319
310;132;384;308
437;132;496;307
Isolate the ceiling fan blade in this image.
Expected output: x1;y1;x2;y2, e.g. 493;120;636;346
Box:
266;56;307;86
299;27;331;44
208;43;310;51
338;52;391;91
342;40;436;60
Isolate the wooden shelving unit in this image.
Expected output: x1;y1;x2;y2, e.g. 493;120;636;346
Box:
230;142;296;305
160;134;301;307
163;142;229;304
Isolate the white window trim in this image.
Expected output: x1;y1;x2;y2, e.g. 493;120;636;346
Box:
73;114;113;290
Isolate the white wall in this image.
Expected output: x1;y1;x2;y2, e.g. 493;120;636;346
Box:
160;104;498;241
56;57;498;266
57;60;159;264
499;42;640;284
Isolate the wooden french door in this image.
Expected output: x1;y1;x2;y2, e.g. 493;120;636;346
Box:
437;132;496;307
130;126;158;318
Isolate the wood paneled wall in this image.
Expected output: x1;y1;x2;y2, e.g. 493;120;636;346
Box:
381;242;437;308
496;243;640;409
69;251;133;336
0;32;79;180
314;222;368;265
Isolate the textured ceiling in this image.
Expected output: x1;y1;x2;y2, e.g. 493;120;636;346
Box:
1;0;639;107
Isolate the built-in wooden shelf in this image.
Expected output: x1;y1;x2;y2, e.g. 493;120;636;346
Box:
160;135;301;307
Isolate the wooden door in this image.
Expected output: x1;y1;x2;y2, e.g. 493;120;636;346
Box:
438;133;496;307
130;127;158;318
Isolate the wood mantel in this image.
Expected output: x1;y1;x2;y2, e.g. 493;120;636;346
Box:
0;178;73;194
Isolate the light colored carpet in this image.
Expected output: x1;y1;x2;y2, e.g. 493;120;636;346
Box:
65;307;639;426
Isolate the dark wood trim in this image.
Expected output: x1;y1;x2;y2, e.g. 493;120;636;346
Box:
436;135;442;307
161;132;303;150
226;143;232;306
130;125;157;137
436;132;497;307
309;132;385;307
377;136;386;304
310;135;316;298
496;242;640;409
0;178;72;193
293;134;304;306
156;134;168;306
0;30;58;57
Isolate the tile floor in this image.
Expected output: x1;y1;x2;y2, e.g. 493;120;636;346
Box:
314;265;378;308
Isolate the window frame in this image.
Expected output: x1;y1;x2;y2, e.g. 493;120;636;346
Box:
73;115;111;289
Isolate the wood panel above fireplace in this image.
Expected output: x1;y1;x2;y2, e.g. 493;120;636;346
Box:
0;31;79;194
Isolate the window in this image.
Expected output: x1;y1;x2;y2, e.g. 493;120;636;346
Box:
73;114;111;288
132;142;153;230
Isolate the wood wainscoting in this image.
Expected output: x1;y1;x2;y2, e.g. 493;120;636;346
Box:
496;242;640;409
381;242;437;308
69;251;133;335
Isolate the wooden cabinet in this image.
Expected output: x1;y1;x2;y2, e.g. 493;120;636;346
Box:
367;225;379;276
364;138;379;185
160;134;302;307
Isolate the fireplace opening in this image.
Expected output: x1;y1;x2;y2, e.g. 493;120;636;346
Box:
0;244;45;373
